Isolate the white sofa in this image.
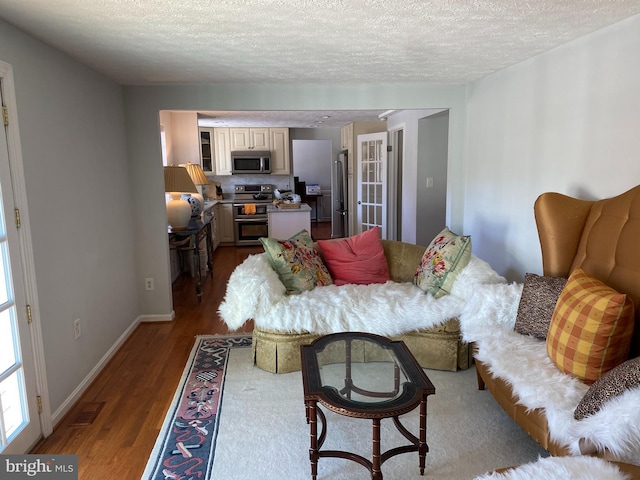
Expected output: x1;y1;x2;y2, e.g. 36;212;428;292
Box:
219;236;506;373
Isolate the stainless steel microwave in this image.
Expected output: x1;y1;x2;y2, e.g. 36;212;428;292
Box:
231;151;271;174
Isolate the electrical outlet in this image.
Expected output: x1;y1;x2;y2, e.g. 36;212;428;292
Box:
74;318;81;340
145;277;154;291
426;177;434;188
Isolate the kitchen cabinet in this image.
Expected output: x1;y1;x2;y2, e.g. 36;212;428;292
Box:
199;127;215;173
269;127;290;175
340;123;353;150
230;128;270;151
214;128;232;175
213;127;289;176
217;203;235;244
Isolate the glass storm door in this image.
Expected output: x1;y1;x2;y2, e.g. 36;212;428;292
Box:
0;81;40;453
356;132;388;237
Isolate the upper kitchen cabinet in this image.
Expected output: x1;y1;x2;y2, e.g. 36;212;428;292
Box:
211;127;289;176
230;128;270;151
213;128;232;175
340;123;353;150
199;127;215;173
269;127;290;175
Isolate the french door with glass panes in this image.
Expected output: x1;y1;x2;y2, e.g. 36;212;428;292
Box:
356;132;388;237
0;68;42;453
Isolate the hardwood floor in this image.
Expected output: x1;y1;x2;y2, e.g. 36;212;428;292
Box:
31;221;331;479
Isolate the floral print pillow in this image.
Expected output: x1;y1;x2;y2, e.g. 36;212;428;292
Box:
260;230;333;294
414;227;471;298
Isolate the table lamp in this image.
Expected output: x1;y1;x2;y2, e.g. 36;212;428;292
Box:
164;166;197;230
182;162;210;217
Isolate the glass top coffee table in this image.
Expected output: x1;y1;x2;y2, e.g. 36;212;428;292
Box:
300;332;436;480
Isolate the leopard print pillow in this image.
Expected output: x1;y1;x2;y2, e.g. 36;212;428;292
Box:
574;357;640;420
514;273;567;339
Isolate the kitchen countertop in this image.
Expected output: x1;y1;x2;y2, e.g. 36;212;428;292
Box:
203;199;233;209
267;203;311;213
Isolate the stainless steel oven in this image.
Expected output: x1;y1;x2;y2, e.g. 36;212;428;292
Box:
233;184;273;246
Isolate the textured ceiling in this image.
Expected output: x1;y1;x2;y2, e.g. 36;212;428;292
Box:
2;0;639;86
2;1;639;127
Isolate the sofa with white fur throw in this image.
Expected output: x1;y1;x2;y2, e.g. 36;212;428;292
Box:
219;226;506;373
461;185;640;477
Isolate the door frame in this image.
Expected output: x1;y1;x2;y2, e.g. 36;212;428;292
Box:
387;125;404;241
0;60;51;442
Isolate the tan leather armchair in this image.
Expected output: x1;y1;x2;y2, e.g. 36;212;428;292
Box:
474;184;640;477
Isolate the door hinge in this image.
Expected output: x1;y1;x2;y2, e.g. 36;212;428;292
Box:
2;105;8;126
26;305;32;324
14;208;21;228
37;396;43;413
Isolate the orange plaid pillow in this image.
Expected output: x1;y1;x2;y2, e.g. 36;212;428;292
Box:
546;268;635;385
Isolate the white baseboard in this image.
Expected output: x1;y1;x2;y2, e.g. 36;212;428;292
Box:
50;315;142;426
140;311;175;322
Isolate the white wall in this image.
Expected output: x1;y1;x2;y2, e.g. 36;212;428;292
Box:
464;14;640;281
292;139;332;189
0;21;138;416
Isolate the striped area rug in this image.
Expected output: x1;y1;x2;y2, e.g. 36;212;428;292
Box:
141;335;251;480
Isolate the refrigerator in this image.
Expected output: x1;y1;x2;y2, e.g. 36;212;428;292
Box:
331;150;349;238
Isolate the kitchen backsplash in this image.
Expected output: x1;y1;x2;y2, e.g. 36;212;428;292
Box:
205;174;292;199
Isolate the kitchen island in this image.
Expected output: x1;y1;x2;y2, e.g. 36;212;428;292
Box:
267;203;312;240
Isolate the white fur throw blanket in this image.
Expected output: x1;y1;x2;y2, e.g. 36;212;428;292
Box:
474;455;630;480
459;282;640;465
218;253;505;335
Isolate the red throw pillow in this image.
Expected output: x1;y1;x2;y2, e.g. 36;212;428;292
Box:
317;227;390;286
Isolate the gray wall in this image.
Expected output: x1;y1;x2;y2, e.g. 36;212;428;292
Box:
464;14;640;281
0;20;138;417
416;111;449;246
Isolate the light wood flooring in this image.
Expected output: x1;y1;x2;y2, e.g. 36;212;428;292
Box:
31;221;331;479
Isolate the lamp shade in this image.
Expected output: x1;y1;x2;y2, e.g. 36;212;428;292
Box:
164;166;198;193
182;162;210;186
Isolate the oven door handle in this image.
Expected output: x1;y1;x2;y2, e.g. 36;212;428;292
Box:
234;217;267;222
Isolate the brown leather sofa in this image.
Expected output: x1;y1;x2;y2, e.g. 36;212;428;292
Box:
474;184;640;476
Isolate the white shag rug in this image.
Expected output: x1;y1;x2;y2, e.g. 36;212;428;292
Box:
218;253;505;335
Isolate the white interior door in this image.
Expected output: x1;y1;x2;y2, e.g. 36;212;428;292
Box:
356;132;388;237
0;75;41;453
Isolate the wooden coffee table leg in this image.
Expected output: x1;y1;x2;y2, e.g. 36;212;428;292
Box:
372;418;382;479
419;395;428;475
308;400;319;480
